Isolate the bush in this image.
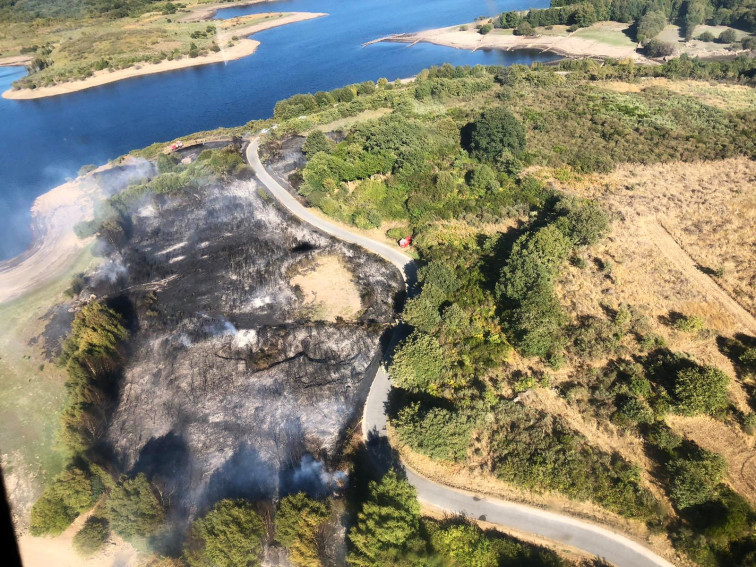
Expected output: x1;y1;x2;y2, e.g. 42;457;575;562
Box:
673;314;706;333
389;332;446;394
479;24;492;35
718;29;737;44
73;517;109;557
514;21;534;36
697;31;715;42
673;365;730;416
667;450;727;509
185;499;265;567
644;39;676;58
106;473;166;541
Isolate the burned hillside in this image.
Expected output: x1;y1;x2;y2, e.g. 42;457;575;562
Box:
87;149;402;513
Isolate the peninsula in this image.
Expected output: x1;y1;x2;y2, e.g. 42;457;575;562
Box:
1;3;325;100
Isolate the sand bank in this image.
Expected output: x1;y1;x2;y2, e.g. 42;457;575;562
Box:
372;22;655;64
3;12;325;100
0;156;155;304
0;55;33;67
180;0;278;22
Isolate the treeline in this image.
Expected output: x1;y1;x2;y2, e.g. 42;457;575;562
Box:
0;0;180;22
495;0;756;41
30;301;128;535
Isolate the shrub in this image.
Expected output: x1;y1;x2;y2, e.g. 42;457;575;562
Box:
644;39;675;57
742;37;756;50
673;365;730;416
389;332;446;394
697;31;715;42
185;500;265;567
479;24;492;35
73;517;109;557
554;197;610;247
394;402;474;462
667;450;727;509
514;21;534;36
718;29;737;44
673;314;706;333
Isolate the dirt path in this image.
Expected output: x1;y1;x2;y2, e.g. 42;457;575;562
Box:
642;218;756;336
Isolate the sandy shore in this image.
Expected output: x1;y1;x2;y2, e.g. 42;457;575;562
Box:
372;22;655;64
180;0;279;22
0;54;33;67
0;157;155;304
3;12;325;100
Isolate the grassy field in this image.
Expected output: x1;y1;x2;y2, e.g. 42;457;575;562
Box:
572;24;637;47
0;247;96;520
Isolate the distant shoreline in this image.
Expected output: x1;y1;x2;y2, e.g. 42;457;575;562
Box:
2;12;326;100
370;22;656;64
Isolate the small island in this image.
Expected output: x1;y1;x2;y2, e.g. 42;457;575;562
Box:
0;1;325;100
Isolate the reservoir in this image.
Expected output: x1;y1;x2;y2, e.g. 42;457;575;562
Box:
0;0;552;260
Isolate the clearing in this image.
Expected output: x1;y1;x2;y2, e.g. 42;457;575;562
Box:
290;254;363;321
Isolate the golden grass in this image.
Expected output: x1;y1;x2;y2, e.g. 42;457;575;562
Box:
290;254;362;322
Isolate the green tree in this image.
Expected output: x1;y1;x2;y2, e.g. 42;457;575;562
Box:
554;197;610;247
389;332;446;394
30;466;96;536
348;471;422;567
514;21;534;36
431;523;498;567
276;493;330;566
465;108;526;161
718;28;737;43
185;499;265;567
302;130;332;159
636;10;666;42
667;450;727;509
73;516;110;557
673;365;730;416
106;473;166;541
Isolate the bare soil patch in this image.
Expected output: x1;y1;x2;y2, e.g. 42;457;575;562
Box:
290;254;362;321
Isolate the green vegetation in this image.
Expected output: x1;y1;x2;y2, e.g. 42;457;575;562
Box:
276;493;331;566
73;516;110;556
107;473;166;541
495;0;756;41
30;464;99;535
277;61;756;566
348;470;573;566
0;4;288;90
184;499;265;567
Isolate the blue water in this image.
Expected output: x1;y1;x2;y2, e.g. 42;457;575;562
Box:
0;0;552;260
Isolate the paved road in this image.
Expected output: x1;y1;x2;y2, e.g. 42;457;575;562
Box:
245;139;677;567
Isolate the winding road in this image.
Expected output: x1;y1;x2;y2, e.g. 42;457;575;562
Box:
245;139;677;567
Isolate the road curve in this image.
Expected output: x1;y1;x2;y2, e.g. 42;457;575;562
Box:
245;139;676;567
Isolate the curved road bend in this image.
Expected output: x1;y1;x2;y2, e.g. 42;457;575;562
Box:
245;139;676;567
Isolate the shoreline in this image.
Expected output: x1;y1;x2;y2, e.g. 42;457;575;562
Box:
2;12;326;100
370;22;656;64
0;157;153;304
180;0;279;22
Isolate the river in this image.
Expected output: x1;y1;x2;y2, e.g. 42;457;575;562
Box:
0;0;552;260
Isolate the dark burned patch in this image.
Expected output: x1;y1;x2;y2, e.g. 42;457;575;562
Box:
34;302;76;361
92;173;401;512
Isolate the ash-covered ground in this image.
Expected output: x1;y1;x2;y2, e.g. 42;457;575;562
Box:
90;150;402;515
